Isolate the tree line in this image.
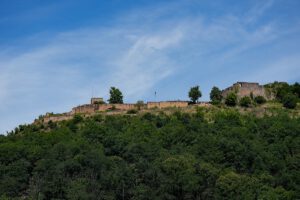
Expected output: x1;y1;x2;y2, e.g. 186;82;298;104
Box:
0;107;299;199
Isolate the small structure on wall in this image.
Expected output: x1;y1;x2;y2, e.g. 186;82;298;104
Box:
91;97;105;104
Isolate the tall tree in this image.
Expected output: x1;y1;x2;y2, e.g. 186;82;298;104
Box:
108;87;123;104
210;86;222;104
188;86;202;104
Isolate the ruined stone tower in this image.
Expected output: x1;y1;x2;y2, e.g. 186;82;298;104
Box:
221;82;273;100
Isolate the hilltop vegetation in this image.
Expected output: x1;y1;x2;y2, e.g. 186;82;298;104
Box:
1;106;299;199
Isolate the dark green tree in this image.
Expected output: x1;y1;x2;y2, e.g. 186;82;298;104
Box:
276;82;291;102
239;96;251;107
210;86;222;104
188;86;202;104
292;82;300;98
108;87;123;104
225;92;237;107
282;94;298;109
215;172;259;200
254;96;266;104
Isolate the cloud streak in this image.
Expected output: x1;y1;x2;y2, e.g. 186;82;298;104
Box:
0;0;299;134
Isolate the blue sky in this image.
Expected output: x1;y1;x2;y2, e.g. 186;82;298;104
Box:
0;0;300;134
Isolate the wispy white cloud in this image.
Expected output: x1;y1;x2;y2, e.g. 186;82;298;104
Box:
244;0;274;24
0;0;299;134
245;54;300;83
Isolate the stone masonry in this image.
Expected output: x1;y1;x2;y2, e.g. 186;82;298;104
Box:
221;82;273;100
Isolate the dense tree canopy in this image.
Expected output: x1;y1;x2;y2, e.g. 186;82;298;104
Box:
0;108;299;199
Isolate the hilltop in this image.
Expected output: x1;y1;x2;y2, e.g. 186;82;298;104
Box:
1;104;299;199
34;81;299;124
0;81;299;199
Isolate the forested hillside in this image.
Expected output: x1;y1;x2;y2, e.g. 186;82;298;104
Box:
0;108;299;199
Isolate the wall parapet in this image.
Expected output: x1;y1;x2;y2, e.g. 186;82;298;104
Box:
40;100;203;124
147;101;189;109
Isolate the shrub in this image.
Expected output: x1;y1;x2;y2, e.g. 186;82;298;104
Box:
254;96;266;104
225;93;237;107
127;109;138;114
73;114;83;124
282;94;298;109
240;96;252;107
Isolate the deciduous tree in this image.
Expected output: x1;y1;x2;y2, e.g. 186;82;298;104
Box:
188;86;202;104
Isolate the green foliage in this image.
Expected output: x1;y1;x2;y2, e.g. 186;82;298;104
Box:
188;85;202;104
127;109;138;114
0;109;299;199
73;114;83;124
210;86;222;104
239;96;252;107
225;92;237;106
215;172;259;200
108;87;123;104
135;100;144;110
276;83;292;101
254;95;266;104
292;82;300;98
282;94;298;109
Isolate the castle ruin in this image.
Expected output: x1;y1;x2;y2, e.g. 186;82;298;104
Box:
39;81;272;124
221;82;273;100
41;100;199;123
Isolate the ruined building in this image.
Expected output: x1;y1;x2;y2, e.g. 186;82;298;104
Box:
221;82;273;100
91;97;104;104
39;81;273;124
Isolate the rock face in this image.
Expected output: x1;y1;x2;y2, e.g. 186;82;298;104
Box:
221;82;273;100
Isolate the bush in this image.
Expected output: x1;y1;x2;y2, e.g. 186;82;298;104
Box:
73;114;83;124
254;96;266;104
240;96;252;107
282;94;298;109
127;109;138;114
225;93;237;107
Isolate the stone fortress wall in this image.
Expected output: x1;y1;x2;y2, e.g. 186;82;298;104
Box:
71;103;137;114
40;82;271;124
147;101;188;109
41;101;193;123
221;82;273;100
43;113;73;123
